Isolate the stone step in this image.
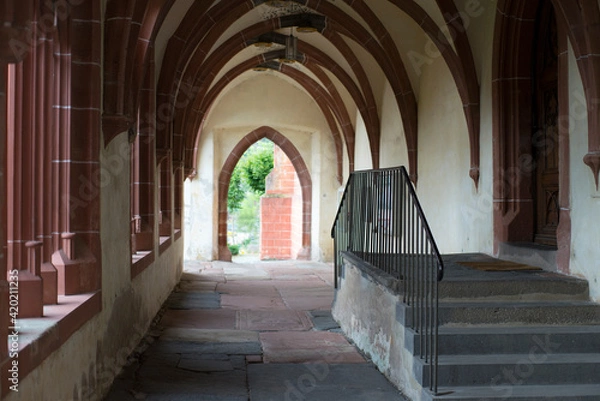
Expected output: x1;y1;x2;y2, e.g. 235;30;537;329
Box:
434;300;600;326
406;325;600;356
421;384;600;401
414;353;600;387
438;277;589;301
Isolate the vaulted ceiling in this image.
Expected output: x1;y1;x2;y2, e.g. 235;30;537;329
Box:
101;0;483;183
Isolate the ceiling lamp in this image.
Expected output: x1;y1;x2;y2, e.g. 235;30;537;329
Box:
265;0;289;7
296;26;317;33
253;41;273;48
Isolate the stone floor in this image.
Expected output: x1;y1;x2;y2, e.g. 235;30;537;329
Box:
103;260;408;401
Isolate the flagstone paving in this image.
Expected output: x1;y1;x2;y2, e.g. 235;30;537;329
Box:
103;260;408;400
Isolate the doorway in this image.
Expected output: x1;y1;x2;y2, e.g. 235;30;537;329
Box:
532;2;559;247
492;0;570;270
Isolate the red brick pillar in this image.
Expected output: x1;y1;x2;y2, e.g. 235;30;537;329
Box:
260;147;301;260
260;197;293;260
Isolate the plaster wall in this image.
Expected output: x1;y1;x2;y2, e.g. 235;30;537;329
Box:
184;130;216;261
369;1;428;96
452;0;496;82
473;3;497;257
415;57;484;254
4;133;183;401
354;111;373;170
332;257;423;401
567;46;600;301
311;127;339;261
379;81;408;169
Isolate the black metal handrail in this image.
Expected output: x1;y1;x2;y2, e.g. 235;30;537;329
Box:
331;166;443;394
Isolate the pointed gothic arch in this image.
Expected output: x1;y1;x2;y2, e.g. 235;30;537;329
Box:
492;0;571;273
217;126;312;261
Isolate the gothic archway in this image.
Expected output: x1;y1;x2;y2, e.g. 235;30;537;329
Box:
217;126;312;261
492;0;571;272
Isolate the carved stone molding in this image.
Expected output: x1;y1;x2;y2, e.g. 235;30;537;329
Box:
469;167;480;190
102;114;134;147
584;152;600;190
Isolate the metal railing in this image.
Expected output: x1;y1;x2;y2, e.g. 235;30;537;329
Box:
331;166;444;394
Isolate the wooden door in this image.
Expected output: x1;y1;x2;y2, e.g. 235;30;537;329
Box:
533;2;559;247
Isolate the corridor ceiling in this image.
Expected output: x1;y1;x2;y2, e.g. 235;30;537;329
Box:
102;0;482;182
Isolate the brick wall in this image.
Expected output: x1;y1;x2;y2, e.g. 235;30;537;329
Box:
260;147;302;259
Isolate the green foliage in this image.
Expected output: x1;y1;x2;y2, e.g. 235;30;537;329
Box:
227;139;274;212
241;146;274;194
237;192;260;233
227;167;245;212
228;244;240;255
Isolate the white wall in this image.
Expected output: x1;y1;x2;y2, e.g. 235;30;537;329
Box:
379;81;408;169
353;111;373;170
568;45;600;301
184;131;217;261
415;57;483;254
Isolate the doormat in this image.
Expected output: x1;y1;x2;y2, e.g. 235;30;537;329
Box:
458;260;543;272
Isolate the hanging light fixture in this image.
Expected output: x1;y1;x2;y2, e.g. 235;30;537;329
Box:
264;0;289;7
281;28;298;63
253;41;273;48
296;25;317;33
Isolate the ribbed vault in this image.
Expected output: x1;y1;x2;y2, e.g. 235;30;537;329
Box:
100;0;491;186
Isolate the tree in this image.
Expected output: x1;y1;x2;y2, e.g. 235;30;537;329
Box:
237;191;261;233
227;166;245;212
227;139;274;212
241;146;274;194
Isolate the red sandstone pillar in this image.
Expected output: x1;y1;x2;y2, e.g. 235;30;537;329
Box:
134;51;156;250
19;241;44;317
63;3;102;293
158;151;173;237
174;164;184;231
556;21;571;274
0;61;10;362
38;27;58;304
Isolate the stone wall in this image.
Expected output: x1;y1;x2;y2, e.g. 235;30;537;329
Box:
332;253;424;401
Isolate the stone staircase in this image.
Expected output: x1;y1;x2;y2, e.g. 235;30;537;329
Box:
405;254;600;401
